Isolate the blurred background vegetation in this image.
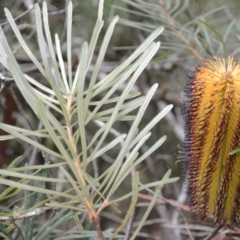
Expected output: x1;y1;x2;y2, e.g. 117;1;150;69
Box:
0;0;240;239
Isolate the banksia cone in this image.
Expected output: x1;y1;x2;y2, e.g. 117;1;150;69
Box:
183;56;240;227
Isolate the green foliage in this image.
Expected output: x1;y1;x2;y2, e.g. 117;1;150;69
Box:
110;0;240;239
112;0;240;63
0;1;177;239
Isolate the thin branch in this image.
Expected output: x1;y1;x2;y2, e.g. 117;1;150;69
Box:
159;0;204;61
0;6;34;26
0;208;45;221
138;193;190;212
204;225;222;240
91;214;104;240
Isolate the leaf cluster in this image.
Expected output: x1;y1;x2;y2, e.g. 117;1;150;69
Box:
0;1;177;239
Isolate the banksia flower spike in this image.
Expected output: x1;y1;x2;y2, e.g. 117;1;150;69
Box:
183;56;240;227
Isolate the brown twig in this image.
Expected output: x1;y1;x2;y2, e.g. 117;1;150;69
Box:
159;0;204;62
139;193;190;212
139;193;194;239
139;193;240;239
91;214;105;240
204;225;222;240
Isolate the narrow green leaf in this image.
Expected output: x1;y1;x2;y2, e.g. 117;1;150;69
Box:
77;42;88;170
130;170;172;240
0;123;64;159
0;178;78;200
110;171;139;240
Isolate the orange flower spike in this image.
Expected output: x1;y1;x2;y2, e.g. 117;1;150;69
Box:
183;56;240;227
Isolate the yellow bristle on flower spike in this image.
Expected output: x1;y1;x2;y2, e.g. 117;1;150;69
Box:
183;56;240;227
